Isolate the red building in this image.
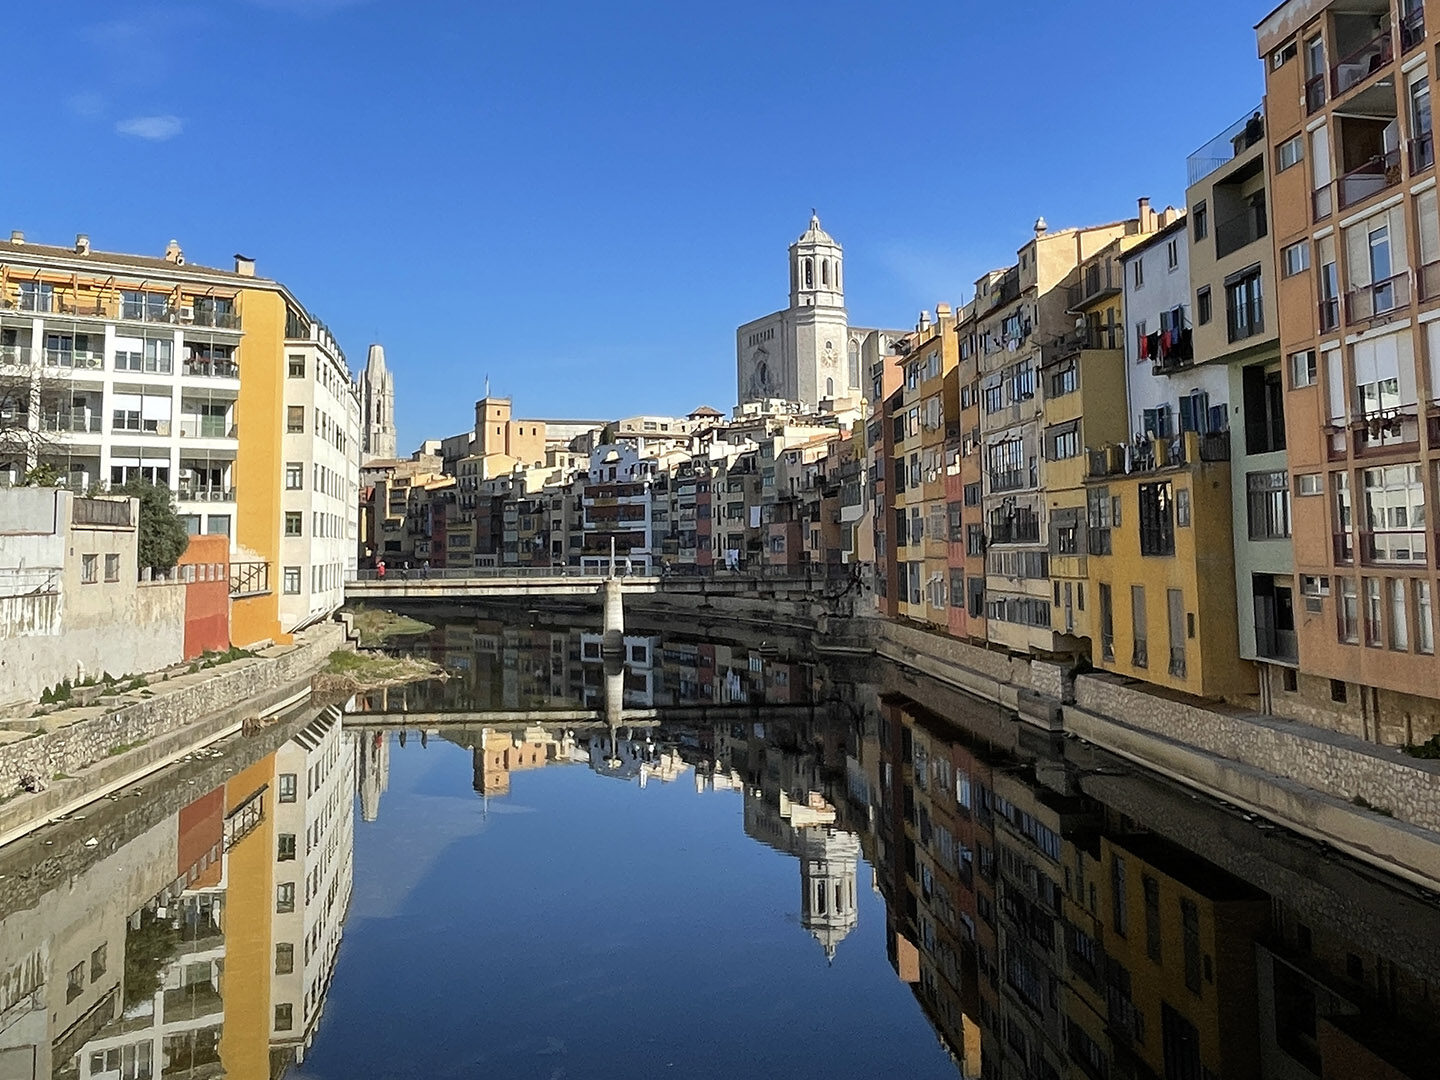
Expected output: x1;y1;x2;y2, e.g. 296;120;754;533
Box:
179;535;230;659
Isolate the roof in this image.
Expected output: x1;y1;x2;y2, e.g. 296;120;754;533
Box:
688;405;724;417
1118;213;1189;263
795;212;837;248
0;237;268;285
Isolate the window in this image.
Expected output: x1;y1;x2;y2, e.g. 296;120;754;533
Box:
284;512;303;537
1181;898;1202;994
275;943;295;975
283;566;302;594
1243;364;1286;454
1389;578;1410;650
1193;201;1208;240
1418;580;1434;653
1226;267;1264;342
287;354;305;378
275;1003;294;1031
1111;855;1128;936
1133;259;1144;289
286;406;304;433
277;833;296;861
1176;488;1191;526
276;882;295;913
1050;363;1077;397
1167;238;1179;270
278;773;297;802
285;461;303;490
1290;349;1317;388
1362;465;1426;563
104;553;120;581
1277;133;1305;171
1281;240;1310;277
1087;487;1112;554
90;944;107;982
1197;286;1211;325
1132;585;1149;666
1248;471;1291;539
1144;875;1162;962
1138;482;1175;556
67;961;85;1003
82;553;98;583
1297;473;1323;496
1338;578;1359;643
1272;39;1298;68
1364;577;1384;646
1051;427;1079;460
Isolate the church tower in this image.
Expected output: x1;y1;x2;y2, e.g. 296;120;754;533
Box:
799;826;861;963
790;212;844;309
361;343;397;461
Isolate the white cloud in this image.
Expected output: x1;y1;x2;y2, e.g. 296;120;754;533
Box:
115;114;184;141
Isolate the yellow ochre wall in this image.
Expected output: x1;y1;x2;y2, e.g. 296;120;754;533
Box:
220;754;277;1077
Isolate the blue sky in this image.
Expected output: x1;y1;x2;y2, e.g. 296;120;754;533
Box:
6;0;1272;451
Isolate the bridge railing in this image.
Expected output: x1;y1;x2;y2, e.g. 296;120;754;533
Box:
350;563;862;585
354;565;632;582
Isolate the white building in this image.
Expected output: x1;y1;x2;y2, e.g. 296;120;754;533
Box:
270;708;355;1064
360;343;396;462
736;214;903;409
280;321;361;632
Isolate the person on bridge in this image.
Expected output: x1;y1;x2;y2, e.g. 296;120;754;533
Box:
421;560;430;579
376;559;386;580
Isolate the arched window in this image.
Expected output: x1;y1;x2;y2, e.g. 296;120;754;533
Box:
821;259;830;285
804;258;813;288
826;377;835;398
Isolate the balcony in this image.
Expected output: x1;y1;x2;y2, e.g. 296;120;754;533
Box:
1087;430;1230;479
1215;202;1267;259
1065;264;1121;312
1345;271;1411;323
0;345;32;366
1336;148;1401;210
182;358;239;379
1254;623;1299;663
988;468;1029;493
1331;27;1393;98
178;486;236;503
988;517;1041;545
40;411;101;434
1357;528;1428;563
987;269;1021;312
178;419;237;439
1352;404;1419;453
190;308;241;330
1226;297;1265;344
1187;105;1264;186
42;349;104;370
229;560;270;598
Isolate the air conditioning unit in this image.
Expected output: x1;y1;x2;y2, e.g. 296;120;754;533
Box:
177;305;195;323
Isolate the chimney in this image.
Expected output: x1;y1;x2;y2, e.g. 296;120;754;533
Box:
163;239;183;264
9;231;23;245
1138;197;1156;233
75;234;90;255
233;254;255;277
1034;216;1048;238
917;310;931;334
935;302;952;319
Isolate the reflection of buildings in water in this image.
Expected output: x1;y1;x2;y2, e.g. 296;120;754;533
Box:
693;760;744;794
742;785;860;962
269;710;357;1071
587;726;689;787
467;726;576;796
357;728;391;823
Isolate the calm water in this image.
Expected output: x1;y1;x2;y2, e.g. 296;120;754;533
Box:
1;609;1437;1079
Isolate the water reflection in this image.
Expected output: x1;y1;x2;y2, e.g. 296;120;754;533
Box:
1;609;1436;1079
0;706;355;1080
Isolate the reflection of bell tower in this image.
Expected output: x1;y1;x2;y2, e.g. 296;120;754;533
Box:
358;730;390;823
799;826;860;963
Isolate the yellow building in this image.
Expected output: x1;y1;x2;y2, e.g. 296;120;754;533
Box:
1041;237;1131;650
1084;430;1253;697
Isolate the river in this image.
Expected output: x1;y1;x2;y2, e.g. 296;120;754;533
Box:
0;606;1435;1079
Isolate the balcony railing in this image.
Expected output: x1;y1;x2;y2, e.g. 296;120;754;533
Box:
1333;531;1355;563
1319;297;1341;333
190;309;241;330
1410;132;1434;174
1331;28;1393;97
43;349;104;370
0;346;32;366
40;411;101;433
1254;624;1299;663
1345;271;1411;322
1187;105;1264;185
1215;206;1267;259
229;560;270;598
1400;6;1425;53
1087;431;1230;479
178;486;236;503
182;359;239;379
1226;298;1265;344
989;468;1028;493
178;419;237;439
1305;73;1327;115
1336;148;1402;211
988;519;1041;545
1066;264;1121;312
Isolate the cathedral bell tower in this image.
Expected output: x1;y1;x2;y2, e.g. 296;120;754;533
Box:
789;212;844;310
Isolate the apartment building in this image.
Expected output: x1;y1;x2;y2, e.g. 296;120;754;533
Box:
1258;0;1440;741
978;220;1135;656
951;295;990;639
0;233;353;647
280;322;360;631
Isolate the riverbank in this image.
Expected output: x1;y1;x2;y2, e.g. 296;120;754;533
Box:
0;621;344;848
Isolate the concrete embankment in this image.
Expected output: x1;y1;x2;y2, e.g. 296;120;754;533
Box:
0;621;344;847
872;617;1440;892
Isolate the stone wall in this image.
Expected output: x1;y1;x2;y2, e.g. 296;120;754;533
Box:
876;620;1031;710
0;582;186;708
0;621;341;796
1070;673;1440;834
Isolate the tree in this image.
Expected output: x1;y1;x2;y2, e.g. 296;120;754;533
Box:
118;479;189;572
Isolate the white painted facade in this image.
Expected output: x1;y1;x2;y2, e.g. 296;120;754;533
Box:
279;323;362;632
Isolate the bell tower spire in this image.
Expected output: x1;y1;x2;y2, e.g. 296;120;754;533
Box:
789;211;844;310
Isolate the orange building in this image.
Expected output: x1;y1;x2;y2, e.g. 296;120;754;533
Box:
178;534;231;658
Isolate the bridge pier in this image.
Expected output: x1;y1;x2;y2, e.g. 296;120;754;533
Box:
600;577;624;656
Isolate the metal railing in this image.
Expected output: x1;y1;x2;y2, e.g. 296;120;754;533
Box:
1331;28;1393;97
1345;271;1411;322
1319;297;1341;333
229;560;270;598
1305;73;1327;115
1401;5;1426;52
988;468;1029;493
40;411;102;433
1226;296;1265;343
42;349;104;370
351;563;858;584
1066;264;1121;311
1410;132;1434;174
0;566;61;597
1215;205;1267;259
182;359;239;379
73;497;132;527
177;486;236;503
1336;148;1402;211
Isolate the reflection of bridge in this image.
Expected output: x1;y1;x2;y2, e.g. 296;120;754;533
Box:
343;703;829;727
345;566;853;603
